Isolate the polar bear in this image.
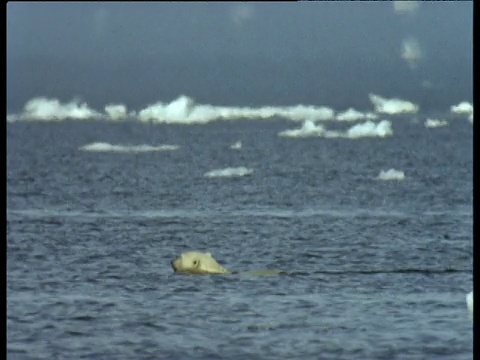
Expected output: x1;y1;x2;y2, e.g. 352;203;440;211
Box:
171;251;230;275
171;251;284;276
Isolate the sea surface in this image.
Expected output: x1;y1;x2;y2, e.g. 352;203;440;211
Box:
7;114;473;359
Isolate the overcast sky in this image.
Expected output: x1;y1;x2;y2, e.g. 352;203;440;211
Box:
7;2;473;111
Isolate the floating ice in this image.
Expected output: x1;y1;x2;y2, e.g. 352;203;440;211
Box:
424;118;448;128
230;141;242;150
11;97;103;121
466;291;473;318
279;120;393;139
345;120;393;138
8;93;431;125
204;167;253;178
278;120;326;138
376;169;405;181
79;142;179;153
369;94;419;114
336;108;378;122
393;1;420;15
401;38;423;69
450;101;473;115
138;95;335;124
138;95;196;123
450;101;473;123
104;104;129;120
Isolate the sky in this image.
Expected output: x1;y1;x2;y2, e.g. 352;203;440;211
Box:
7;2;473;112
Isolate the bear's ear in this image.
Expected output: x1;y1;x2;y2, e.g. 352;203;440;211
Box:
206;252;212;257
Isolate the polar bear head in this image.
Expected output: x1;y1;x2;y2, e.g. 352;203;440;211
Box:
171;251;230;275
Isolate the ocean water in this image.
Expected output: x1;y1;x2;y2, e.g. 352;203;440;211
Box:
7;106;473;359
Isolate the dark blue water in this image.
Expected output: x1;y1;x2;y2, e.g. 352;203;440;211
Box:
7;116;473;359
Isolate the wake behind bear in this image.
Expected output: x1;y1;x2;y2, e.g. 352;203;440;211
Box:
171;251;284;276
